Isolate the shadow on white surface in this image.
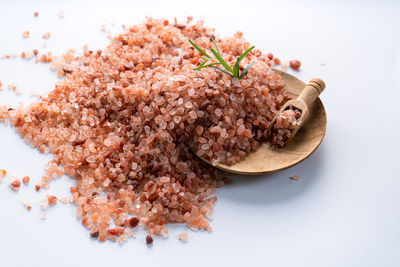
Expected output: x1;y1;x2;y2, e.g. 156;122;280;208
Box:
221;144;326;204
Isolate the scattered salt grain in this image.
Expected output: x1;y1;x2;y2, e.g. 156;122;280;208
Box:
178;232;188;242
290;175;300;181
146;235;153;245
10;175;21;191
22;176;30;184
289;60;301;70
48;195;58;205
22;30;30;38
42;32;51;39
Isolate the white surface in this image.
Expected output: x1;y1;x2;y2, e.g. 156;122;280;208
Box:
0;0;399;266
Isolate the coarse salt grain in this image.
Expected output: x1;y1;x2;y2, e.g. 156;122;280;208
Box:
22;30;30;38
178;232;188;242
10;177;21;191
48;195;58;205
42;32;51;39
22;176;30;184
289;60;301;70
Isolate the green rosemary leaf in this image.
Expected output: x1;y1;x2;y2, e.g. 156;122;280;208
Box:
237;46;255;65
194;62;220;70
239;61;255;79
189;40;212;59
209;66;233;78
233;57;240;79
209;35;221;55
210;48;233;73
198;58;210;68
202;62;220;68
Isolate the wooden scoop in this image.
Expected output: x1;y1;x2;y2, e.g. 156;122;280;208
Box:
267;78;326;147
193;70;327;175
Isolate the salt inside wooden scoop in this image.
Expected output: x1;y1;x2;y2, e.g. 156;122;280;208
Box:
0;17;291;243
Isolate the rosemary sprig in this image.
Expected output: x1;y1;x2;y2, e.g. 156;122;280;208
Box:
189;36;255;80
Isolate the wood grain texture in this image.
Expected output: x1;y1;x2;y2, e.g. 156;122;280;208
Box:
196;69;327;174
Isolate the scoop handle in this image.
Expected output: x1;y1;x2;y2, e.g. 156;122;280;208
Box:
297;78;326;107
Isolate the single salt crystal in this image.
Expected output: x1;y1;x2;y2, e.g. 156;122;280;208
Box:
188;88;195;96
210;126;222;134
173;116;181;124
195;125;204;135
117;174;126;182
159;176;170;183
131;162;138;170
68;135;77;142
76;207;83;217
167;122;175;130
184;102;193;109
160;227;168;237
146;134;155;144
290;175;300;181
104;138;113;147
201;144;209;150
214;109;222;117
177;98;183;105
189;111;197;119
103;178;111;187
160;121;167;129
205;209;213;219
86;155;96;163
178;232;188;242
237;125;246;135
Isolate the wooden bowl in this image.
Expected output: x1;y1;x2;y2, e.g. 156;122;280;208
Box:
196;69;327;175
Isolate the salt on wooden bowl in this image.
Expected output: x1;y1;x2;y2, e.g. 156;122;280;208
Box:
195;69;327;174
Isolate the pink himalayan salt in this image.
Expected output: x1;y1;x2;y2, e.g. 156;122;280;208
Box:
0;17;289;243
178;232;188;242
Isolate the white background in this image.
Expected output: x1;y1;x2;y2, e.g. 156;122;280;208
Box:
0;0;399;266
